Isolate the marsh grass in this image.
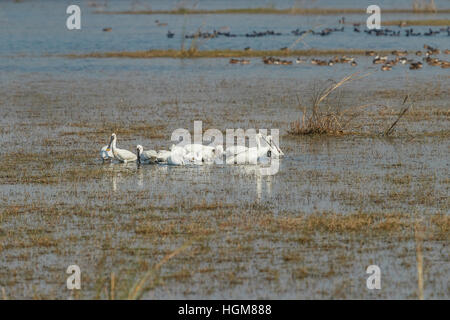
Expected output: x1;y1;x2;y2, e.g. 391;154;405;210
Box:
412;0;437;12
288;72;371;135
65;49;392;59
2;198;449;299
382;19;449;26
1;75;448;299
127;239;194;300
259;212;413;234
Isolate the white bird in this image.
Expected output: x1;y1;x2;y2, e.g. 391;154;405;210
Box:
184;144;214;156
155;144;186;163
108;133;137;163
205;145;223;163
251;133;284;158
171;144;188;155
225;133;279;164
224;145;248;158
167;146;187;165
255;133;273;158
136;145;158;164
167;153;185;165
184;151;203;165
155;150;171;163
183;143;205;153
183;144;223;163
100;145;114;161
264;135;284;157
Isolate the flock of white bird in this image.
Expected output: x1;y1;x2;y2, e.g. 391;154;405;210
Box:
100;132;284;165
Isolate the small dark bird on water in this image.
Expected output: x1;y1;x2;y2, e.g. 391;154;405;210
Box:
155;20;168;27
409;62;423;70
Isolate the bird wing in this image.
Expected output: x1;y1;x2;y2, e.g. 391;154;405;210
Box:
143;150;158;161
156;150;171;162
116;148;137;161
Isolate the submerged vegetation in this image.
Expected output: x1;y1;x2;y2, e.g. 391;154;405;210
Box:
1;75;448;299
2;0;449;299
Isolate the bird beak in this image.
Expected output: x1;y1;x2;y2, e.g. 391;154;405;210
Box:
107;136;113;151
261;134;271;147
273;140;283;155
265;135;283;156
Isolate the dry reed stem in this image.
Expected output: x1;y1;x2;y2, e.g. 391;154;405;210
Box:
414;220;425;300
127;239;194;300
110;272;115;300
289;72;371;135
384;95;411;136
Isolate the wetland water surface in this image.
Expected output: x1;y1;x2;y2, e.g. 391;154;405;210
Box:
0;0;448;299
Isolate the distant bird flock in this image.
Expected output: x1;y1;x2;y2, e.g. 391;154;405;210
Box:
100;133;284;166
167;26;450;39
159;18;450;72
226;44;449;71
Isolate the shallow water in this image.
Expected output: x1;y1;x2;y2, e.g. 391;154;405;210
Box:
1;0;449;56
0;72;448;299
1;0;449;83
1;0;449;86
0;0;449;300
